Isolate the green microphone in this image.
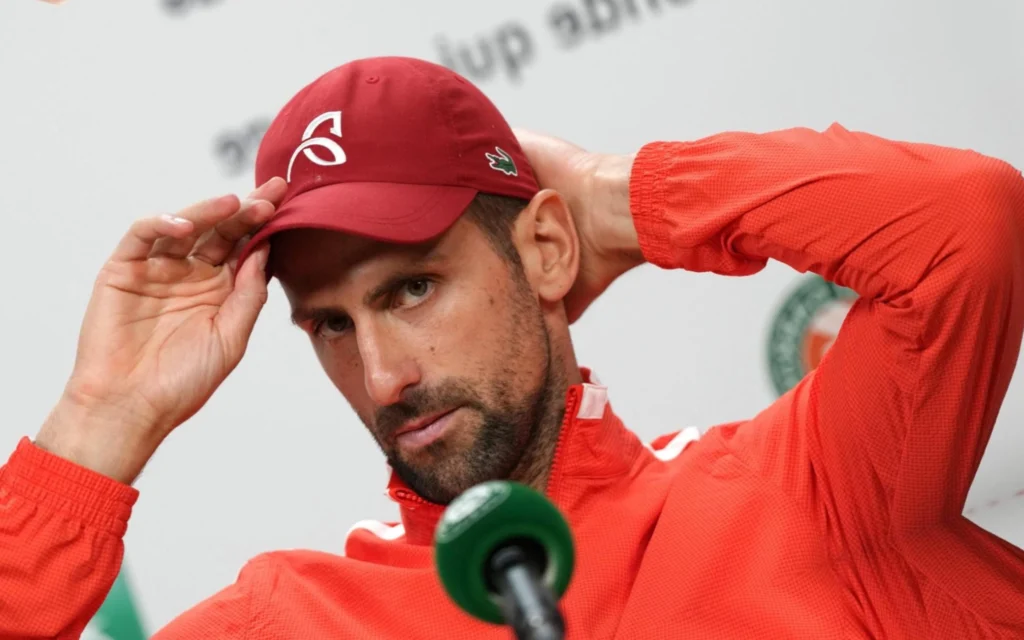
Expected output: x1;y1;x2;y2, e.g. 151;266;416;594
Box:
434;481;575;640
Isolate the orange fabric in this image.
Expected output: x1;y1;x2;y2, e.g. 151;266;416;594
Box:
2;123;1023;639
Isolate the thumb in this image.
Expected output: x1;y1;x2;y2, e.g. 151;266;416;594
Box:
562;278;595;326
216;244;270;362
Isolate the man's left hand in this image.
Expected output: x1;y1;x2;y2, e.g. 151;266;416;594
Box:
514;129;645;323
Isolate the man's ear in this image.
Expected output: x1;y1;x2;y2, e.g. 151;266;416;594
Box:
513;189;580;306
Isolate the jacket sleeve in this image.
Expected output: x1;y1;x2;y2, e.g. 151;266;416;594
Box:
0;437;138;639
0;436;255;640
630;124;1024;627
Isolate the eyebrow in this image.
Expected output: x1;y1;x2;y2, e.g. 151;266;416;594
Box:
289;253;443;326
290;305;333;326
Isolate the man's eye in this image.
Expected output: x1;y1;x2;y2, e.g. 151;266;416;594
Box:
314;315;351;339
396;278;434;306
406;279;431;297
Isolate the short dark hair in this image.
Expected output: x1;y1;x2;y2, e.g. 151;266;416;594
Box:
463;193;530;268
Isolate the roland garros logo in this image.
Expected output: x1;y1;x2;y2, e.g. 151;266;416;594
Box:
286;111;347;182
766;275;858;396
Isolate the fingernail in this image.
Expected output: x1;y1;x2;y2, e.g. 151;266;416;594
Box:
258;247;270;269
161;214;189;225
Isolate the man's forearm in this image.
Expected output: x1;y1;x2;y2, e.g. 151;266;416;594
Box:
627;124;1022;293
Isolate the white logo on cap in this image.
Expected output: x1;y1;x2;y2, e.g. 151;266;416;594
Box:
286;111;347;182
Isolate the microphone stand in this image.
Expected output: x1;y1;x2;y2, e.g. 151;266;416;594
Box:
488;544;566;640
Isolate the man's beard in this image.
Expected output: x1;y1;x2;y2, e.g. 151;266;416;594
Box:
373;334;558;505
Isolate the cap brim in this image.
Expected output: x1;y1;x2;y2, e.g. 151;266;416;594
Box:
237;181;478;279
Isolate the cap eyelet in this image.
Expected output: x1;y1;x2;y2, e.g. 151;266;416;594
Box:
366;75;380;84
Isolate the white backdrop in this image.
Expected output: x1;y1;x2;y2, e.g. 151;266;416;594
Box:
1;0;1022;635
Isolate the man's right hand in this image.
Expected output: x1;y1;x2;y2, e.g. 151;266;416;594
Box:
33;177;288;484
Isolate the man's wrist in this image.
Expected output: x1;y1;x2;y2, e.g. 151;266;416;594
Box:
34;396;160;485
594;153;644;267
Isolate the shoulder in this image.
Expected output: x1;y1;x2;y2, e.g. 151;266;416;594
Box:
154;549;358;638
153;553;281;638
644;405;789;478
242;547;349;583
205;549;346;608
645;426;704;463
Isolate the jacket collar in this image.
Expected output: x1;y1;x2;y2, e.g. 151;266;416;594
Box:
384;369;646;545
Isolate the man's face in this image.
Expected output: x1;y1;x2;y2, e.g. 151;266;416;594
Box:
273;215;556;504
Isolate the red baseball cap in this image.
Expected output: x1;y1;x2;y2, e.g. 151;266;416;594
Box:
237;56;539;275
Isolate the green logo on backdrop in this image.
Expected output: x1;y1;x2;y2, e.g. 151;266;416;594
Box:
766;275;857;396
82;569;147;640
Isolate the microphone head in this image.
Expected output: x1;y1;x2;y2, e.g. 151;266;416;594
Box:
433;480;574;624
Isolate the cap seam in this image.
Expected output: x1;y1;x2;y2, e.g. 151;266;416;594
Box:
436;68;462;184
398;57;462;188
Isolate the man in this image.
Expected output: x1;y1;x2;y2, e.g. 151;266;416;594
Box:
1;55;1023;638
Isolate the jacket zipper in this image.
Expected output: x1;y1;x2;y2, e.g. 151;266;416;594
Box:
544;386;580;503
391;486;435;508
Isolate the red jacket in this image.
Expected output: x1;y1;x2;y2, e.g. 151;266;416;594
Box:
3;124;1024;639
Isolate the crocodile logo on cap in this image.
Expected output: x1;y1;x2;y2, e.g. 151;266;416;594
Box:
485;146;517;176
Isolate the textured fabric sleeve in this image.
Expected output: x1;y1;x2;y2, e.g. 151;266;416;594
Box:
629;124;1024;633
0;436;138;639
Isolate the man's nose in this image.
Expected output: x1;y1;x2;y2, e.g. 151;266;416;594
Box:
357;324;421;407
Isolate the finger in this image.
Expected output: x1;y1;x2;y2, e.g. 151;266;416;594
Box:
512;128;548;162
189;177;287;265
512;128;589;187
149;194;243;259
512;128;584;157
110;214;196;262
152;179;286;260
215;243;270;363
189;198;277;266
253;176;288;206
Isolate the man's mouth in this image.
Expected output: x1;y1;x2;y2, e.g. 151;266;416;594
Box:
392;408;460;450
